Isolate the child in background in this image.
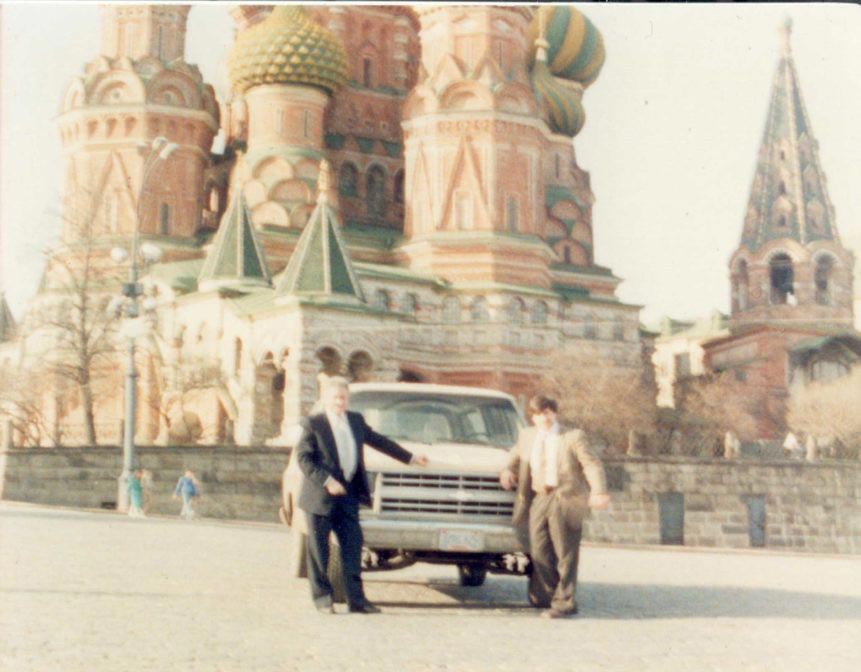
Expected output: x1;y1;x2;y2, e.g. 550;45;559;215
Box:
127;469;145;518
173;469;199;520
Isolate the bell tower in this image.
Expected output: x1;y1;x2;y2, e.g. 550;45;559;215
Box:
729;19;854;330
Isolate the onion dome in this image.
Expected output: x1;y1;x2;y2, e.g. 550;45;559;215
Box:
527;6;605;88
531;54;585;137
228;6;349;96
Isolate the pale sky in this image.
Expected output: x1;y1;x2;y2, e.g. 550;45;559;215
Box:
1;2;860;325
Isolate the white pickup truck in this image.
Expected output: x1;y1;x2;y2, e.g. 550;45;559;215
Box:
280;382;529;600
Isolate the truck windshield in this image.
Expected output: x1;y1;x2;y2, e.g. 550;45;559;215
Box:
349;391;523;449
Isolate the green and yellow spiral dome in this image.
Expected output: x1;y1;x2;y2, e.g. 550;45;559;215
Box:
527;6;605;137
228;6;349;95
527;6;605;88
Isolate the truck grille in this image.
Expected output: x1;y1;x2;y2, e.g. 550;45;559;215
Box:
378;472;514;518
381;473;502;490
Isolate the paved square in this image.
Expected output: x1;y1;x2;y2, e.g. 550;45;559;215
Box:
1;503;859;671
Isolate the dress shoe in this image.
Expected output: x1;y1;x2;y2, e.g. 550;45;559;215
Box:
541;606;577;619
349;602;381;614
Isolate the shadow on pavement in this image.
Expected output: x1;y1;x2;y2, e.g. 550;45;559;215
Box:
369;579;861;620
578;582;861;620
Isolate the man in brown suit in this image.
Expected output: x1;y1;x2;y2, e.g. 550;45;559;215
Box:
500;395;610;618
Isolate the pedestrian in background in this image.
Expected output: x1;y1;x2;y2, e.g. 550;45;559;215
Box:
173;469;199;520
127;469;145;518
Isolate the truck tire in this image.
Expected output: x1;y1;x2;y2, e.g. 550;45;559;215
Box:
457;563;488;587
288;532;308;579
327;540;347;604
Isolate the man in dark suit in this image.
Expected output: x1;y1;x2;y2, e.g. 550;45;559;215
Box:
296;376;428;614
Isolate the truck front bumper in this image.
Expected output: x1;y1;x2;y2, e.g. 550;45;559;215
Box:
358;517;524;554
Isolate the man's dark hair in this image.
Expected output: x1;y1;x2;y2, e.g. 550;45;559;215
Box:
528;395;558;415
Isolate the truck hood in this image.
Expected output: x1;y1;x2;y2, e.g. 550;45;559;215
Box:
363;440;512;473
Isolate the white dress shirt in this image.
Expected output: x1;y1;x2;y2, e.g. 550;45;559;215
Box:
530;422;560;491
327;411;358;482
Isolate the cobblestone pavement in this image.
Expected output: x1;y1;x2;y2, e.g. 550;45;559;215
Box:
1;502;860;672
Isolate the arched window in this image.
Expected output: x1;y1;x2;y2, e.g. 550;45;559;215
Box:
563;246;571;264
506;298;525;325
583;316;597;340
531;301;548;325
769;253;795;305
442;297;460;324
347;351;374;382
339;163;358;197
372;288;391;311
363;57;374;88
506;196;519;233
613;317;625;341
316;346;342;377
401;292;418;316
470;297;489;322
159;203;170;235
815;256;835;306
735;260;750;311
208;187;220;212
394;170;404;204
367;165;386;217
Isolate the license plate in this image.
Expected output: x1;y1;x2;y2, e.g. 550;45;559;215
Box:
439;529;484;552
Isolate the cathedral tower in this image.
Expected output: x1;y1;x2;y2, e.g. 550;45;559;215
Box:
57;5;219;247
225;7;348;231
400;6;607;293
729;19;854;330
400;6;550;287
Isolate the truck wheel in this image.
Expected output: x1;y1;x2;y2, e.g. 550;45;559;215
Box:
327;541;347;604
288;532;308;579
457;564;488;587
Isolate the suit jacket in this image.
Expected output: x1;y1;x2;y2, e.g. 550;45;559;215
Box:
296;410;413;515
506;426;608;531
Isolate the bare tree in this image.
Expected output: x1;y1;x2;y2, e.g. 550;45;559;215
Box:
672;372;760;456
788;366;861;459
537;348;657;452
27;203;121;446
0;364;59;447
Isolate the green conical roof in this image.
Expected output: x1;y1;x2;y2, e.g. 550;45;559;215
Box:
198;193;271;291
276;172;364;305
740;19;839;251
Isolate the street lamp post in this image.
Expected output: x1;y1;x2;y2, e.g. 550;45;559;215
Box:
114;136;176;512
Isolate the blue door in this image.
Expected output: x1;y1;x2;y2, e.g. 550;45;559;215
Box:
658;492;684;545
747;496;766;548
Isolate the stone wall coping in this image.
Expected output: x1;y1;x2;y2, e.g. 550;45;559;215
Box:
602;454;861;471
0;445;292;456
2;447;858;472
